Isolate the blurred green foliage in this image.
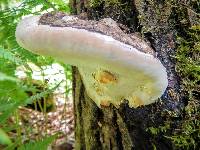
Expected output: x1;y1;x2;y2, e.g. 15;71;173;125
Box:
0;128;12;146
0;0;71;149
17;135;57;150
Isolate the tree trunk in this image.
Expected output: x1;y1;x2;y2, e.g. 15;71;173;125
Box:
70;0;199;149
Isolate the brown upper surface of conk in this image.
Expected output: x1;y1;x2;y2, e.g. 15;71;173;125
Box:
39;12;155;55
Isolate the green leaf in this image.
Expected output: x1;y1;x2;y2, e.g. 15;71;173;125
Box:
0;128;12;145
18;135;57;150
0;72;18;82
0;80;27;102
0;46;23;65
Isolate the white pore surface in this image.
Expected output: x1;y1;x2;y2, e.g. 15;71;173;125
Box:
16;16;168;108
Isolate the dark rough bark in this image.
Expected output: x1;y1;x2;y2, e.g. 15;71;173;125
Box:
70;0;199;149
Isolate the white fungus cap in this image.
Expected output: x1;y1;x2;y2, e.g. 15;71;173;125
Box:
16;15;168;108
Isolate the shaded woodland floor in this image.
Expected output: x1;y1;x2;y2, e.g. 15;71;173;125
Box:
6;95;74;150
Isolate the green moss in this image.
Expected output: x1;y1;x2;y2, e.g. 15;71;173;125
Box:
171;25;200;149
176;25;200;94
89;0;121;8
89;0;103;7
135;0;173;34
89;0;132;15
88;0;136;31
148;25;200;149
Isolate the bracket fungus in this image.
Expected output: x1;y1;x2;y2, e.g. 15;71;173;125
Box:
16;12;168;108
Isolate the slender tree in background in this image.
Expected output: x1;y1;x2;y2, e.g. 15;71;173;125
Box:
69;0;199;149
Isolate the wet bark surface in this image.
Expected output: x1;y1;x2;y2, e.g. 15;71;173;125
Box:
69;0;198;149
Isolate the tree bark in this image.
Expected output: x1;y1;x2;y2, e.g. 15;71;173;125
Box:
70;0;199;149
